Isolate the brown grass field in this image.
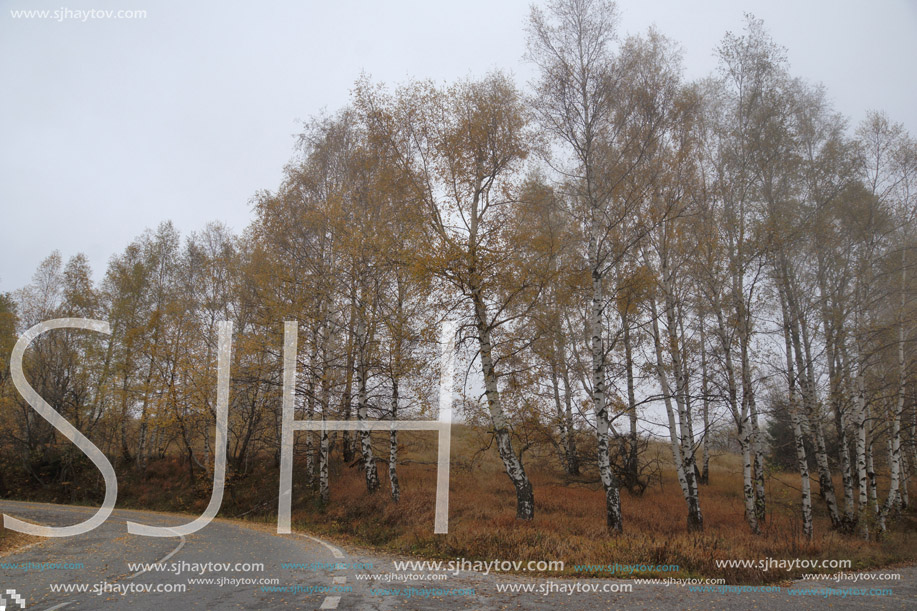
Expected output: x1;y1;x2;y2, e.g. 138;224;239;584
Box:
275;428;917;584
3;426;915;584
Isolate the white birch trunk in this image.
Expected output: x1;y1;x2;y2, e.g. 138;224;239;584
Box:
778;281;813;538
713;299;758;533
739;424;760;534
867;440;878;514
879;257;907;533
356;353;379;493
854;362;870;538
472;292;534;520
590;235;622;533
900;453;909;511
699;314;710;485
649;284;702;530
791;401;814;539
389;377;400;503
319;371;331;505
319;425;329;505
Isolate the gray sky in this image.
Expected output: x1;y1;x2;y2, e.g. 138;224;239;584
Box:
1;0;915;292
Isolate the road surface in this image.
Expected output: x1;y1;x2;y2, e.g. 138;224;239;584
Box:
0;500;913;609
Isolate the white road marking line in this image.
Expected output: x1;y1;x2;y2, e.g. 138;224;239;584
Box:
5;503;354;609
291;533;347;609
294;533;344;559
128;527;186;578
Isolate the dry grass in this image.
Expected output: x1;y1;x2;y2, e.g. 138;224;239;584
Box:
4;425;915;584
283;427;917;584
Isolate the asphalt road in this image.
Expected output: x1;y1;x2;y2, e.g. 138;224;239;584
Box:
0;500;914;610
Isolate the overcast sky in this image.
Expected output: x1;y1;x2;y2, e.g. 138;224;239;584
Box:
1;0;915;292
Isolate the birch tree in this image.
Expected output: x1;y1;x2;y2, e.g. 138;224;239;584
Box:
526;0;636;533
857;112;917;534
699;16;793;532
357;73;541;519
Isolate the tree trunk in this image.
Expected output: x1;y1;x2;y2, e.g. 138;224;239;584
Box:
319;425;330;505
791;401;814;539
560;367;578;476
590;248;622;533
621;307;640;488
551;321;579;476
319;369;331;505
305;344;316;489
713;299;758;533
341;324;355;464
356;339;379;494
818;265;856;529
120;380;132;464
778;282;813;538
900;453;909;511
739;425;760;534
879;256;907;534
743;343;766;524
549;364;569;471
794;346;841;529
854;362;870;539
834;349;856;529
699;313;710;485
472;291;534;520
649;289;702;531
389;376;400;502
866;439;878;515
